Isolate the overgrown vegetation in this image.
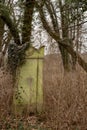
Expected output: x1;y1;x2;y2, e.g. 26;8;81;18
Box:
43;54;87;130
0;54;87;130
0;0;87;130
0;67;47;130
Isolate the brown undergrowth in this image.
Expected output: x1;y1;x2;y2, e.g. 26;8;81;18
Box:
0;54;87;130
0;68;46;130
43;54;87;130
0;67;14;115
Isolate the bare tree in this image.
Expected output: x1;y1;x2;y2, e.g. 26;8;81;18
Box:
35;0;87;72
0;0;35;72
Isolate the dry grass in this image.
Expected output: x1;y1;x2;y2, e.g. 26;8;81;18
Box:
0;54;87;130
0;67;14;116
43;54;87;130
0;67;45;130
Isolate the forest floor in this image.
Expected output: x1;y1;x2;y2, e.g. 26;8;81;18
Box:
0;114;50;130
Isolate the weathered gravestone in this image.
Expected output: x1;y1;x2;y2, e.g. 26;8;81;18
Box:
14;46;44;114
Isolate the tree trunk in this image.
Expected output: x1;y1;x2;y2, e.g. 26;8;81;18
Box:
0;19;4;49
22;0;35;46
58;0;71;71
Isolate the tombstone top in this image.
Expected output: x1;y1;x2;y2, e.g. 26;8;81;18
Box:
26;46;44;59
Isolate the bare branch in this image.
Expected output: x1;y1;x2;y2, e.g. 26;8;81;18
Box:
35;2;87;72
0;3;21;45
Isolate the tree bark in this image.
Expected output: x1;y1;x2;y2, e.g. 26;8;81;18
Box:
58;0;71;71
0;18;4;50
22;0;35;46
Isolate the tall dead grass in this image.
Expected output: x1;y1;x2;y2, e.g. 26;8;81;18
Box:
43;54;87;130
0;67;14;117
0;54;87;130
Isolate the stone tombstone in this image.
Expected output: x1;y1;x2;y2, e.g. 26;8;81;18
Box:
14;46;44;114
